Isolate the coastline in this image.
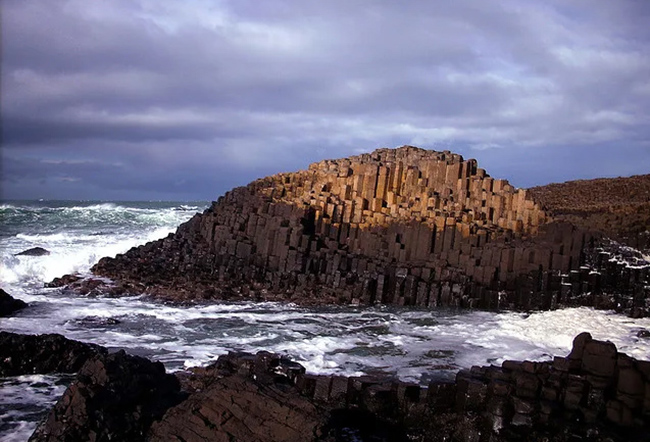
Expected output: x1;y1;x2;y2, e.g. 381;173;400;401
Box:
3;330;648;441
1;148;649;441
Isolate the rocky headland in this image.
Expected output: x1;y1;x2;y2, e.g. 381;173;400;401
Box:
0;331;645;441
529;174;650;251
60;145;649;316
6;147;650;440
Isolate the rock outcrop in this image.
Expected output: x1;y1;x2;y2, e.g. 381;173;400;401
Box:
530;174;650;250
0;332;107;376
15;247;51;256
86;146;649;314
30;350;184;442
31;334;650;441
0;288;28;317
148;362;330;442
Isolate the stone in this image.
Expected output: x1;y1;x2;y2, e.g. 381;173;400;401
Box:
20;334;650;442
45;274;83;288
581;339;618;377
637;329;650;339
513;372;540;399
0;332;107;376
148;373;326;442
75;316;121;326
30;351;183;442
567;332;592;362
455;373;487;411
0;288;27;317
34;146;644;318
15;247;50;256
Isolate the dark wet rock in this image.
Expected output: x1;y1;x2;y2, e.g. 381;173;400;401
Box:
44;274;82;288
46;273;147;298
28;333;650;442
0;332;107;376
159;351;408;442
55;277;105;295
15;247;50;256
74;315;121;326
30;350;183;442
637;329;650;338
148;372;327;442
0;288;28;317
154;336;650;441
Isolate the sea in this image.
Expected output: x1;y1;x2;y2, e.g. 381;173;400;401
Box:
1;200;650;441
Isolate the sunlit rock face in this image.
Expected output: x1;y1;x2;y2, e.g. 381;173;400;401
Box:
90;146;649;314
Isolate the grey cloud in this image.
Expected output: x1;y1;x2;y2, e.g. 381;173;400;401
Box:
2;0;649;200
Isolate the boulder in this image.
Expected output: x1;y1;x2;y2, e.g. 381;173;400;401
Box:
153;351;408;442
30;351;183;442
15;247;50;256
45;274;82;288
148;373;326;442
74;316;121;326
0;332;107;376
637;329;650;339
0;288;28;317
581;339;618;377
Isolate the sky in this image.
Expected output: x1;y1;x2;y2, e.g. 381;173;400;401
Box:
2;0;649;201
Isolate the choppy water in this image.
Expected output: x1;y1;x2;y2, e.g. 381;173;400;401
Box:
2;200;650;441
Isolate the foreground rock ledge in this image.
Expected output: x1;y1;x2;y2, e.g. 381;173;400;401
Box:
22;332;650;442
79;145;649;315
0;288;28;317
0;331;106;376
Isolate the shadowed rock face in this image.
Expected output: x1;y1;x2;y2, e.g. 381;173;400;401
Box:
0;332;107;376
29;350;183;442
147;371;328;442
0;289;28;317
87;146;649;313
29;334;650;442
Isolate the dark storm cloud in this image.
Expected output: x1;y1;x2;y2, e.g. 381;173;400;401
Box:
2;0;649;200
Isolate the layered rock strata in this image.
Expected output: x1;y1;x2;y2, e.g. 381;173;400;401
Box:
29;333;650;441
89;146;649;313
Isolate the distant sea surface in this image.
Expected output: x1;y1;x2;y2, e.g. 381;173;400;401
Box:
2;200;650;441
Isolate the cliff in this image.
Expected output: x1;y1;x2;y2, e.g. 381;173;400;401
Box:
87;146;649;314
530;175;650;250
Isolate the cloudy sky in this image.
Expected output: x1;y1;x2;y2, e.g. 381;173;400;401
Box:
2;0;649;201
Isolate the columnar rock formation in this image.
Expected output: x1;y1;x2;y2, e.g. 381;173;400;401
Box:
90;146;650;313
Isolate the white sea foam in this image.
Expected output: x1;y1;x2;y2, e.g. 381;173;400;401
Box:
1;202;201;293
1;226;176;289
0;374;73;442
3;293;650;381
3;300;650;442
